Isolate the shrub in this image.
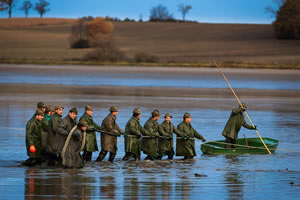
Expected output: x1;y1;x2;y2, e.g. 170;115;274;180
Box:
71;39;89;49
134;52;158;63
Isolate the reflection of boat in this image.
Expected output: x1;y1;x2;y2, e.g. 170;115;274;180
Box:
201;137;279;155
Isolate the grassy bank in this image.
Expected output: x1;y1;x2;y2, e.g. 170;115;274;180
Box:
1;18;300;69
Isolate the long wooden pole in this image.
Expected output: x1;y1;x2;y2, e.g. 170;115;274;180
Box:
213;60;272;154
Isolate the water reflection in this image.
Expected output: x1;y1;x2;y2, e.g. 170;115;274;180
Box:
100;176;116;199
123;177;139;200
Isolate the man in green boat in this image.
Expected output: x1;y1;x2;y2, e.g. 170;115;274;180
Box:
123;108;147;161
143;109;162;160
222;103;257;148
157;113;185;160
176;112;206;160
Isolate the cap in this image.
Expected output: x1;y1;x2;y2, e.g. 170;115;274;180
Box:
35;109;44;116
48;105;55;112
79;120;88;127
183;112;191;119
164;113;173;118
109;106;119;112
85;105;93;111
151;109;160;117
37;102;45;109
55;105;64;110
133;108;142;115
69;107;78;114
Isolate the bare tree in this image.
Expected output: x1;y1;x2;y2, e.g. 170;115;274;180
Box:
265;0;286;17
0;0;16;18
178;3;192;21
149;4;174;21
20;0;32;18
34;0;49;18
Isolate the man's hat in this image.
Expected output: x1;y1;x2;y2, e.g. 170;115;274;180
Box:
164;113;173;118
110;106;119;112
133;108;142;115
48;105;55;112
152;109;160;117
37;102;45;109
79;120;88;127
35;109;44;116
85;105;93;111
55;105;64;110
183;112;191;119
69;107;78;114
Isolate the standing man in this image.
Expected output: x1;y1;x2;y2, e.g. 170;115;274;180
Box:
123;108;147;161
158;113;185;160
222;103;256;148
62;120;88;169
177;112;206;160
55;107;78;159
80;105;102;162
24;109;44;166
47;105;64;165
142;109;161;161
96;106;124;163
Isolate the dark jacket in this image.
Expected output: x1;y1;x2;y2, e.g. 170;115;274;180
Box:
55;115;77;154
47;113;62;154
124;116;147;157
176;121;205;156
26;118;42;158
79;113;101;152
222;108;254;140
100;113;123;153
142;117;161;157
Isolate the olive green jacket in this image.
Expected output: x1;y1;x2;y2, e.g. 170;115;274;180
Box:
158;121;184;156
26;118;42;158
47;113;62;154
222;108;254;140
176;121;205;156
124;116;146;157
80;113;101;152
142;117;161;156
40;117;48;152
100;113;123;153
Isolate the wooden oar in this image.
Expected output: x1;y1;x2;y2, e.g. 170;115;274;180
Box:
213;60;272;154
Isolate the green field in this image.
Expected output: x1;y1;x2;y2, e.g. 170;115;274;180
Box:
1;18;300;68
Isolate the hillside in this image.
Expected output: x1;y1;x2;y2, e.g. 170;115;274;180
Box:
0;18;300;66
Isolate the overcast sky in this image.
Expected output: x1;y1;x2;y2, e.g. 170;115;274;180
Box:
0;0;279;24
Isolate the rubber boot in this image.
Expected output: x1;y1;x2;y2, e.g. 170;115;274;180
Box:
96;151;107;162
108;152;116;163
167;154;174;160
156;155;163;160
122;153;132;161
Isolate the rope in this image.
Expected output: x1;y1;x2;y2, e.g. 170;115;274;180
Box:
204;140;300;153
61;126;77;159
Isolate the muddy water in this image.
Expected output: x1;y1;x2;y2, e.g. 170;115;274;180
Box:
1;65;300;199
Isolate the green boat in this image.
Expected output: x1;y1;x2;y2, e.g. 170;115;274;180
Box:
201;137;279;155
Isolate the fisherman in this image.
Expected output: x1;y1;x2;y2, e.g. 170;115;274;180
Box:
80;105;102;162
176;112;206;160
96;106;124;163
55;107;78;162
31;102;46;120
158;113;185;160
62;120;88;169
24;109;44;166
222;103;257;148
44;105;55;121
47;105;64;165
142;109;161;161
122;108;147;161
41;105;55;161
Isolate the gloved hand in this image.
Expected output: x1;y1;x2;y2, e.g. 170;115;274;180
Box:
123;132;127;137
30;145;36;153
202;139;206;142
241;108;247;112
181;135;185;140
253;125;257;130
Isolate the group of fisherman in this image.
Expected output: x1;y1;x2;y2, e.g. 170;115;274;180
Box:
25;102;257;168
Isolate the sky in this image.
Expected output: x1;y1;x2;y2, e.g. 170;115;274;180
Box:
0;0;279;24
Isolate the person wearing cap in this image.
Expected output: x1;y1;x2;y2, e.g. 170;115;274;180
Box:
123;108;147;161
62;120;88;168
157;113;185;160
142;109;162;161
44;105;55;122
24;109;44;166
176;112;206;160
46;105;64;165
55;107;78;160
222;103;257;148
96;106;124;163
80;104;102;162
